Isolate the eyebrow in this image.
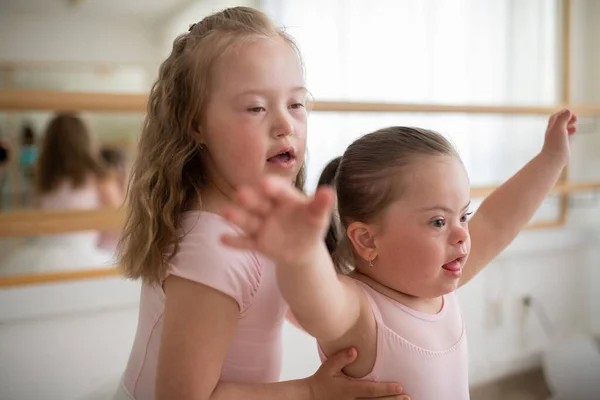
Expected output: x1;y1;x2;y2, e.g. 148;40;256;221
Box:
236;86;308;97
419;201;472;214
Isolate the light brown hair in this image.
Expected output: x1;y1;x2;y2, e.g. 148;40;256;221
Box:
36;113;106;194
319;127;459;273
118;7;306;285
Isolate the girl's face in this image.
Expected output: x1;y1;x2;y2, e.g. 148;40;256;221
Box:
200;36;307;194
364;155;472;299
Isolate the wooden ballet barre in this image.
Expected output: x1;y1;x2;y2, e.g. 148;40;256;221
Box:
0;266;120;288
470;181;600;199
0;181;598;237
0;207;125;238
0;89;147;112
2;89;600;116
314;101;573;116
0;215;574;288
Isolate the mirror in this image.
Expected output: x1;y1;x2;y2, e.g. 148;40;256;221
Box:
0;111;143;211
0;62;152;93
0;61;148;281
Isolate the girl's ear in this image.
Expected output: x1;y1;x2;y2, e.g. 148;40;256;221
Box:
346;221;378;264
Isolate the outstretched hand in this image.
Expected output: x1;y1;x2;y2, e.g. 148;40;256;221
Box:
542;108;577;165
221;176;335;266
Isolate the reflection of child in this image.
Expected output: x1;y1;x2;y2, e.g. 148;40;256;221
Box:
0;114;117;276
0;137;10;210
19;124;38;206
98;146;128;251
19;124;37;178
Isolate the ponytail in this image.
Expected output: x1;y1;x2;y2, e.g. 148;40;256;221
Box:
317;156;351;273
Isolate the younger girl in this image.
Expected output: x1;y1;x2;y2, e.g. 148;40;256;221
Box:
114;6;407;400
221;110;577;399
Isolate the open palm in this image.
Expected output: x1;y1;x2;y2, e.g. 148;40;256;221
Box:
221;177;335;266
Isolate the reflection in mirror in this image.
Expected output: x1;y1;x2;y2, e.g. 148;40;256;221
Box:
0;62;151;94
0;229;116;278
0;109;140;278
0;111;143;211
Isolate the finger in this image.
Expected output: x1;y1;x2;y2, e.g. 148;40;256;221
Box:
348;380;404;398
221;206;262;235
236;186;273;217
568;113;578;125
220;234;256;250
319;347;357;375
547;110;562;128
308;186;336;221
568;125;577;135
554;109;572;127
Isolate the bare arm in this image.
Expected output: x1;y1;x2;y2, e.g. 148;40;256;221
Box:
158;276;310;400
460;110;576;286
97;177;123;208
285;308;306;332
461;153;564;285
211;381;310;399
276;243;362;342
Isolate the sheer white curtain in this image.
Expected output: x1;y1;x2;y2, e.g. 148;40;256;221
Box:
262;0;561;210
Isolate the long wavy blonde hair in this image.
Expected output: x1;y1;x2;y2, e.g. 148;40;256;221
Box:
118;7;306;285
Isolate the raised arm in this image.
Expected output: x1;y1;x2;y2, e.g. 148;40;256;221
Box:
221;180;362;342
460;109;577;286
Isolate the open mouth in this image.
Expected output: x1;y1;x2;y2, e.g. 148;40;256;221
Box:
267;147;296;167
267;151;294;163
442;257;464;272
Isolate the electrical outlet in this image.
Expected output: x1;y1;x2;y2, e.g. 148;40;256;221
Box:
519;295;532;325
484;299;504;330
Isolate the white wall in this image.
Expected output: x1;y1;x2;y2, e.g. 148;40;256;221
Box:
461;0;600;385
0;12;157;69
0;7;158;400
0;278;141;400
571;0;600;335
157;0;259;59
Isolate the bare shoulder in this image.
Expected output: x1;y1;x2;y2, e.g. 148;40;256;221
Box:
320;274;378;379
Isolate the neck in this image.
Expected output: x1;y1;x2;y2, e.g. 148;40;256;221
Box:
351;270;443;314
194;177;235;214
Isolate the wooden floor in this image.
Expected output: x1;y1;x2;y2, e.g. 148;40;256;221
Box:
470;368;551;400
